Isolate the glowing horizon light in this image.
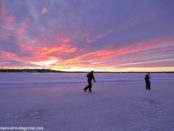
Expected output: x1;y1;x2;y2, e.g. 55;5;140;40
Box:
30;60;58;67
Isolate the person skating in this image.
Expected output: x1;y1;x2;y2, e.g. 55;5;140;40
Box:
145;72;151;90
83;71;96;92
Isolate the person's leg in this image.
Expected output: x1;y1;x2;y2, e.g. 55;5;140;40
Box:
84;85;88;91
148;82;151;90
84;79;90;91
89;82;92;92
145;82;148;90
89;81;92;92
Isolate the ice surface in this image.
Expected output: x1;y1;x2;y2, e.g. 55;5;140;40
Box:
0;73;174;131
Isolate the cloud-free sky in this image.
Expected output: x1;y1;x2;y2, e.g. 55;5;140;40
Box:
0;0;174;71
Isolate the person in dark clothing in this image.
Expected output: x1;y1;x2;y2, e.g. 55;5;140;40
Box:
83;71;96;92
145;72;151;90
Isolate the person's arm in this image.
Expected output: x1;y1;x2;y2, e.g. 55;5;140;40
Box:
149;75;151;81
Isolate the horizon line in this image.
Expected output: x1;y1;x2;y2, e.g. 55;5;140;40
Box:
0;68;174;73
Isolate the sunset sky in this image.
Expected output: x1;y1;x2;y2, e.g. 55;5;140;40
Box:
0;0;174;72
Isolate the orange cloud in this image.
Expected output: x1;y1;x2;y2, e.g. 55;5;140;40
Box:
40;44;78;55
50;38;174;71
13;35;79;66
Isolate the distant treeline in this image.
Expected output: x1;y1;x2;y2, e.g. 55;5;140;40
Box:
0;69;60;73
0;69;173;73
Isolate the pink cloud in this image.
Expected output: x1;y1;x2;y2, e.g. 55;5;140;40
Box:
50;38;174;70
1;51;23;62
86;29;114;43
13;35;79;64
41;7;48;14
16;19;29;36
0;2;15;30
1;37;174;71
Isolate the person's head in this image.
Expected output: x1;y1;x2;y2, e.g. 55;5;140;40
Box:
91;70;93;73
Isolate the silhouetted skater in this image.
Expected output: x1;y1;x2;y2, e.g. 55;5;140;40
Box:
83;71;96;92
145;72;151;90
